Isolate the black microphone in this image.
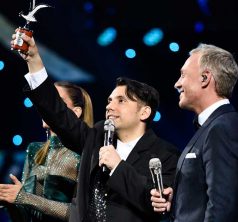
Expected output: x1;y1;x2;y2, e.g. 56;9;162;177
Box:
149;158;164;198
102;119;115;172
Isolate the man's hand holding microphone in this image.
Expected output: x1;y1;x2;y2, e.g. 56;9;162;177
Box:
149;158;173;213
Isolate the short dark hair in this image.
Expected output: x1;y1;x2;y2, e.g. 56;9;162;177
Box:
116;77;159;125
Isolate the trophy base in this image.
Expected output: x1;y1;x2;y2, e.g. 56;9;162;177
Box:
11;27;33;54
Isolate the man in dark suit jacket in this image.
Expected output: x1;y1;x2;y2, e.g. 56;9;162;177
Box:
11;34;180;222
151;43;238;222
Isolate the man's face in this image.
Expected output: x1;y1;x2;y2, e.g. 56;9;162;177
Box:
174;53;203;112
105;85;143;132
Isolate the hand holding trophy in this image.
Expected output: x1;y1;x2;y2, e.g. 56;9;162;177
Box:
11;0;51;54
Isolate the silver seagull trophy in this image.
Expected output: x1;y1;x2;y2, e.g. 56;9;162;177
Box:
19;0;50;24
11;0;51;54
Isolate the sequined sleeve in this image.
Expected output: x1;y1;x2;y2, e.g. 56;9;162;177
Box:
15;189;70;220
21;145;31;184
14;142;80;221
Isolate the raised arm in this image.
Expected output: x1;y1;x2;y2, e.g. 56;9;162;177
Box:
11;30;44;73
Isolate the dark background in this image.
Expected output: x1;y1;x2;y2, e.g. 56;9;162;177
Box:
0;0;238;221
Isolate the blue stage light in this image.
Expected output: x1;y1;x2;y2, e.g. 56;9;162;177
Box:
0;61;4;71
13;135;23;146
24;97;33;108
194;22;204;33
153;111;161;122
169;42;180;52
143;28;164;46
197;0;211;16
83;1;94;13
97;27;117;46
125;49;136;59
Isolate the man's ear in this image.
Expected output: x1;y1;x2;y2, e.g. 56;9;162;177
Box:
201;74;207;82
201;70;212;87
73;106;82;118
140;106;151;121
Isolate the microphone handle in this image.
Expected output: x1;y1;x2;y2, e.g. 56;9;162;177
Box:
155;171;167;214
102;130;112;172
155;172;164;198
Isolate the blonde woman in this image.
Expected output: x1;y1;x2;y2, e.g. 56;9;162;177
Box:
0;81;93;222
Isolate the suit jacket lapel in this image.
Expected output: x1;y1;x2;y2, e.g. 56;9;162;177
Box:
175;127;204;176
175;104;235;183
89;132;147;173
126;129;157;165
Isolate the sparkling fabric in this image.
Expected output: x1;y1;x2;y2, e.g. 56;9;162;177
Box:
13;136;80;222
87;168;109;222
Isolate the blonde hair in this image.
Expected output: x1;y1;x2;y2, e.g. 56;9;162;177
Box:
80;86;94;127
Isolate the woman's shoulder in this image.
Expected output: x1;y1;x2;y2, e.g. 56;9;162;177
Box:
26;141;44;156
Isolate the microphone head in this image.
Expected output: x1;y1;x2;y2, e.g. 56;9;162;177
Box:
149;158;161;170
104;119;115;132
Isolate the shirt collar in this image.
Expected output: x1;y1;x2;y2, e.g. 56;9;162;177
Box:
198;99;230;126
116;136;141;160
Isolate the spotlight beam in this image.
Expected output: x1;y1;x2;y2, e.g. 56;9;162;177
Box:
0;13;94;83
